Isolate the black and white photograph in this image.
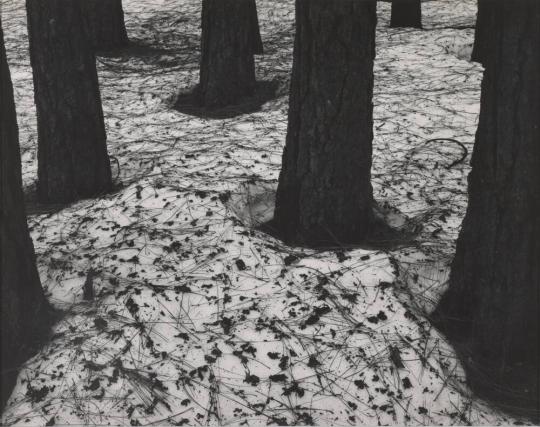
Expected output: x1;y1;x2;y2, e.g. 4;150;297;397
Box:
1;0;538;425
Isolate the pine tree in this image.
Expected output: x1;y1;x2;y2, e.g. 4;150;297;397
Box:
273;0;377;246
0;19;51;410
26;0;112;203
197;0;263;108
434;1;540;418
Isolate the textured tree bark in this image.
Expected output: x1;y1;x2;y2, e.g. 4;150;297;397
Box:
27;0;112;204
80;0;129;50
434;1;540;415
0;20;51;411
198;0;262;108
471;0;494;66
273;0;377;246
390;0;422;29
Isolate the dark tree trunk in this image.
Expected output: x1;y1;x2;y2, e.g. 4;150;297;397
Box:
471;0;494;66
434;1;540;417
198;0;262;108
390;0;422;29
80;0;129;50
26;0;112;204
272;0;377;246
248;0;264;55
0;20;51;411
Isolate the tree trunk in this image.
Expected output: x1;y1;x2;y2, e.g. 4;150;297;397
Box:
471;0;494;66
390;0;422;29
0;19;51;411
26;0;112;204
198;0;262;108
80;0;129;50
434;1;540;416
248;0;264;55
272;0;377;246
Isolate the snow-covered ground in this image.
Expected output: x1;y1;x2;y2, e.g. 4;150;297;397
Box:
1;0;526;425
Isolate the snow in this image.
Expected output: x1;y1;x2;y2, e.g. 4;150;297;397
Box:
1;0;528;425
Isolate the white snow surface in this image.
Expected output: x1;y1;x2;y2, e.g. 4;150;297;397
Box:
1;0;526;425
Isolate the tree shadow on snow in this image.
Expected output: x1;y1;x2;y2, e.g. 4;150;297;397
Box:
23;175;123;217
96;39;199;69
173;80;281;119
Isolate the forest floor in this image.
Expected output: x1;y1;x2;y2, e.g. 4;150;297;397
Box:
1;0;528;425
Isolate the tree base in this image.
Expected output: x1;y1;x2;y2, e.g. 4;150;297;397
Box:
0;303;57;411
431;309;540;424
174;80;279;119
261;204;418;250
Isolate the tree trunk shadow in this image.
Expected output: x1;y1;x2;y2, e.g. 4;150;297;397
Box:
173;79;281;119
